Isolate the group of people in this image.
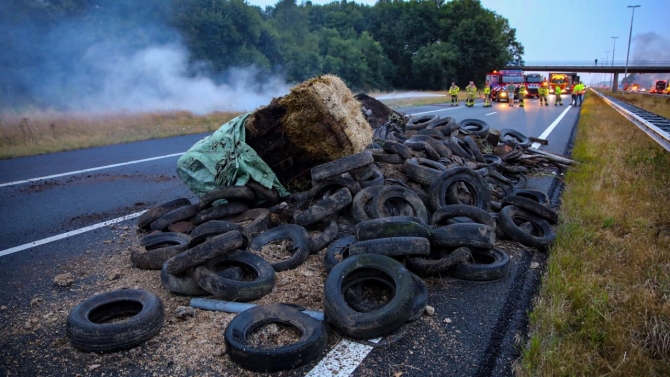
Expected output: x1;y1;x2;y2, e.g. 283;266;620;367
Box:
448;80;586;108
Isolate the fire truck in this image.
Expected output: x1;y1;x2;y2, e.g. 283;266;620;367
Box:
548;72;580;94
486;70;525;102
524;73;545;98
649;80;667;94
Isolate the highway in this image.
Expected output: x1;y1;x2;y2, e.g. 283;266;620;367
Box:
0;95;580;376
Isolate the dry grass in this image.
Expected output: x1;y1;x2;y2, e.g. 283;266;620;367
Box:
605;91;670;119
519;93;670;376
370;90;452;108
0;110;241;159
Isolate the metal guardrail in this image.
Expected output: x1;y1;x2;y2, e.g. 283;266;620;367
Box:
591;89;670;152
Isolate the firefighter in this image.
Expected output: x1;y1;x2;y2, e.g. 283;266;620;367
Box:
506;82;516;107
449;82;460;106
576;81;585;106
519;82;527;108
465;81;476;107
539;81;549;106
483;80;492;107
554;85;563;106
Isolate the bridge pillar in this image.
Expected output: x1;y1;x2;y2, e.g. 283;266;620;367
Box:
612;72;619;93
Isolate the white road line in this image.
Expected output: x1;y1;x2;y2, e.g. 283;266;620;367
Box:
531;106;573;148
304;338;380;377
0;211;146;258
409;107;460;115
485;112;497;116
0;152;185;188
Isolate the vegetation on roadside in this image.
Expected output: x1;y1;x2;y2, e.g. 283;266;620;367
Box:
606;91;670;119
519;94;670;375
0;110;239;159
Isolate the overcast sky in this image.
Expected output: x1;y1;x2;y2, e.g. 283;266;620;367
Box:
245;0;670;84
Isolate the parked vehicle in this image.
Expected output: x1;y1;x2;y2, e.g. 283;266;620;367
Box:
524;73;544;98
486;70;524;102
548;72;580;94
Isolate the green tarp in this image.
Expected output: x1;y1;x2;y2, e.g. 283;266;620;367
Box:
176;113;289;199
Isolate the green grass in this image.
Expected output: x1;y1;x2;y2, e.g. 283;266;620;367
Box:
605;90;670;119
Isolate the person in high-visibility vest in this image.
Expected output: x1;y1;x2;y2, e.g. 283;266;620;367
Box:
576;81;585;106
449;82;460;106
483;80;492;107
554;85;563;106
506;82;516;107
519;83;527;108
465;81;476;107
538;81;549;106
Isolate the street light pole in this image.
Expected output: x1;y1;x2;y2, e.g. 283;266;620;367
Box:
611;36;619;88
605;52;609;88
623;5;641;95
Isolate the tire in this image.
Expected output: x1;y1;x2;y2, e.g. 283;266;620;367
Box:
349;164;374;182
360;166;384;189
308;177;361;203
193;202;249;225
373;153;405;164
188;221;243;248
225;303;328;372
165;230;244;275
137;198;190;229
463;136;486;163
407;246;472;276
406;114;439;131
310;219;339;253
500;129;531;149
498;205;556;248
194;250;276;301
351;186;385;224
405;140;441;161
449;248;510;281
160;263;210;296
416;129;445;140
149;204;200;231
502;195;558;224
324;235;357;272
246;181;280;207
486;174;516;210
427;117;459;135
370;185;429;223
311;151;374;182
402;158;447;186
66;289;164;353
324;254;414;339
483;154;503;166
294;187;352;227
447;137;476;161
248;225;312;272
355;216;430;241
431;204;495;228
222;208;271;243
349;237;431;257
514;189;550;206
458;119;490;139
409;135;452;158
430;223;495;249
132;232;191;270
199;186;255;209
429;167;491;212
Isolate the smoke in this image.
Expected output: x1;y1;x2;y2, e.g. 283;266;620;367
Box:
0;1;290;114
628;32;670;88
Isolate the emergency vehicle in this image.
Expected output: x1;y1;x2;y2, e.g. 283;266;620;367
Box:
524;73;544;98
548;72;580;94
649;80;667;94
486;70;525;102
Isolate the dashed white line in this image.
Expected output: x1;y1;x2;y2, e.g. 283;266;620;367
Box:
304;338;380;377
0;152;185;188
485;112;497;116
0;211;146;258
531;106;573;148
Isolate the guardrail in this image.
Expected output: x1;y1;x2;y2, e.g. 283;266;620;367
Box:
591;89;670;152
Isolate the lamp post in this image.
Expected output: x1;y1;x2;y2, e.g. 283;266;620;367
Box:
611;36;619;88
623;5;641;95
605;52;609;87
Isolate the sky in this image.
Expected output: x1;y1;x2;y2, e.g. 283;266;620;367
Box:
246;0;670;85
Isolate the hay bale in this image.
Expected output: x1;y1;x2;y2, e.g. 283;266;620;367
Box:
245;75;373;191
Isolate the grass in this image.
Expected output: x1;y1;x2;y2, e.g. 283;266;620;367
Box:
369;90;468;108
0;110;240;159
518;93;670;376
604;90;670;119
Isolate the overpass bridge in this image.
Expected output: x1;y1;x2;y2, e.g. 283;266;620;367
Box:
503;62;670;92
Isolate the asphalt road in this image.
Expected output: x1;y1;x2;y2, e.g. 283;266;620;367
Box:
0;95;581;376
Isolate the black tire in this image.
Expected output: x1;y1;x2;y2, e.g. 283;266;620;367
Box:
188;221;243;248
427;117;459;135
160;262;210;296
458;119;490;139
498;205;556;248
294;188;353;227
431;204;495;228
373;152;405;164
402;157;447;186
225;303;328;372
137;198;190;229
429;167;491;212
324;235;357;272
500;129;531;149
324;254;414;339
449;248;510;281
514;189;550;206
406;114;439;131
349;164;374;182
223;208;271;243
360;166;385;188
502;195;558;224
308;177;361;203
405;140;441;161
310;219;339;253
406;246;472;276
194;250;276;301
193;202;249;225
355;216;430;241
351;186;385;224
349;237;431;257
430;223;495;249
311;151;374;182
246;180;280;207
486;174;516;210
66;289;164;353
483;154;503;166
416;129;445;140
409;135;452;158
248;225;312;271
165;230;244;275
446;137;476;161
132;232;191;270
370;185;430;223
199;186;255;209
149;204;200;231
503;172;527;189
463;136;486;163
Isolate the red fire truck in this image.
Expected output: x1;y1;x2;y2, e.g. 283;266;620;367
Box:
650;80;667;94
524;73;545;98
548;72;580;94
486;70;525;102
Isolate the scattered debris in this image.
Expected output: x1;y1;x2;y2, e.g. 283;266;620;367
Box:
53;273;74;287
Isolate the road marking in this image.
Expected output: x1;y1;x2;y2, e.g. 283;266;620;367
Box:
409;107;461;115
0;152;185;188
485;112;497;116
531;106;573;148
304;338;380;377
0;211;146;258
